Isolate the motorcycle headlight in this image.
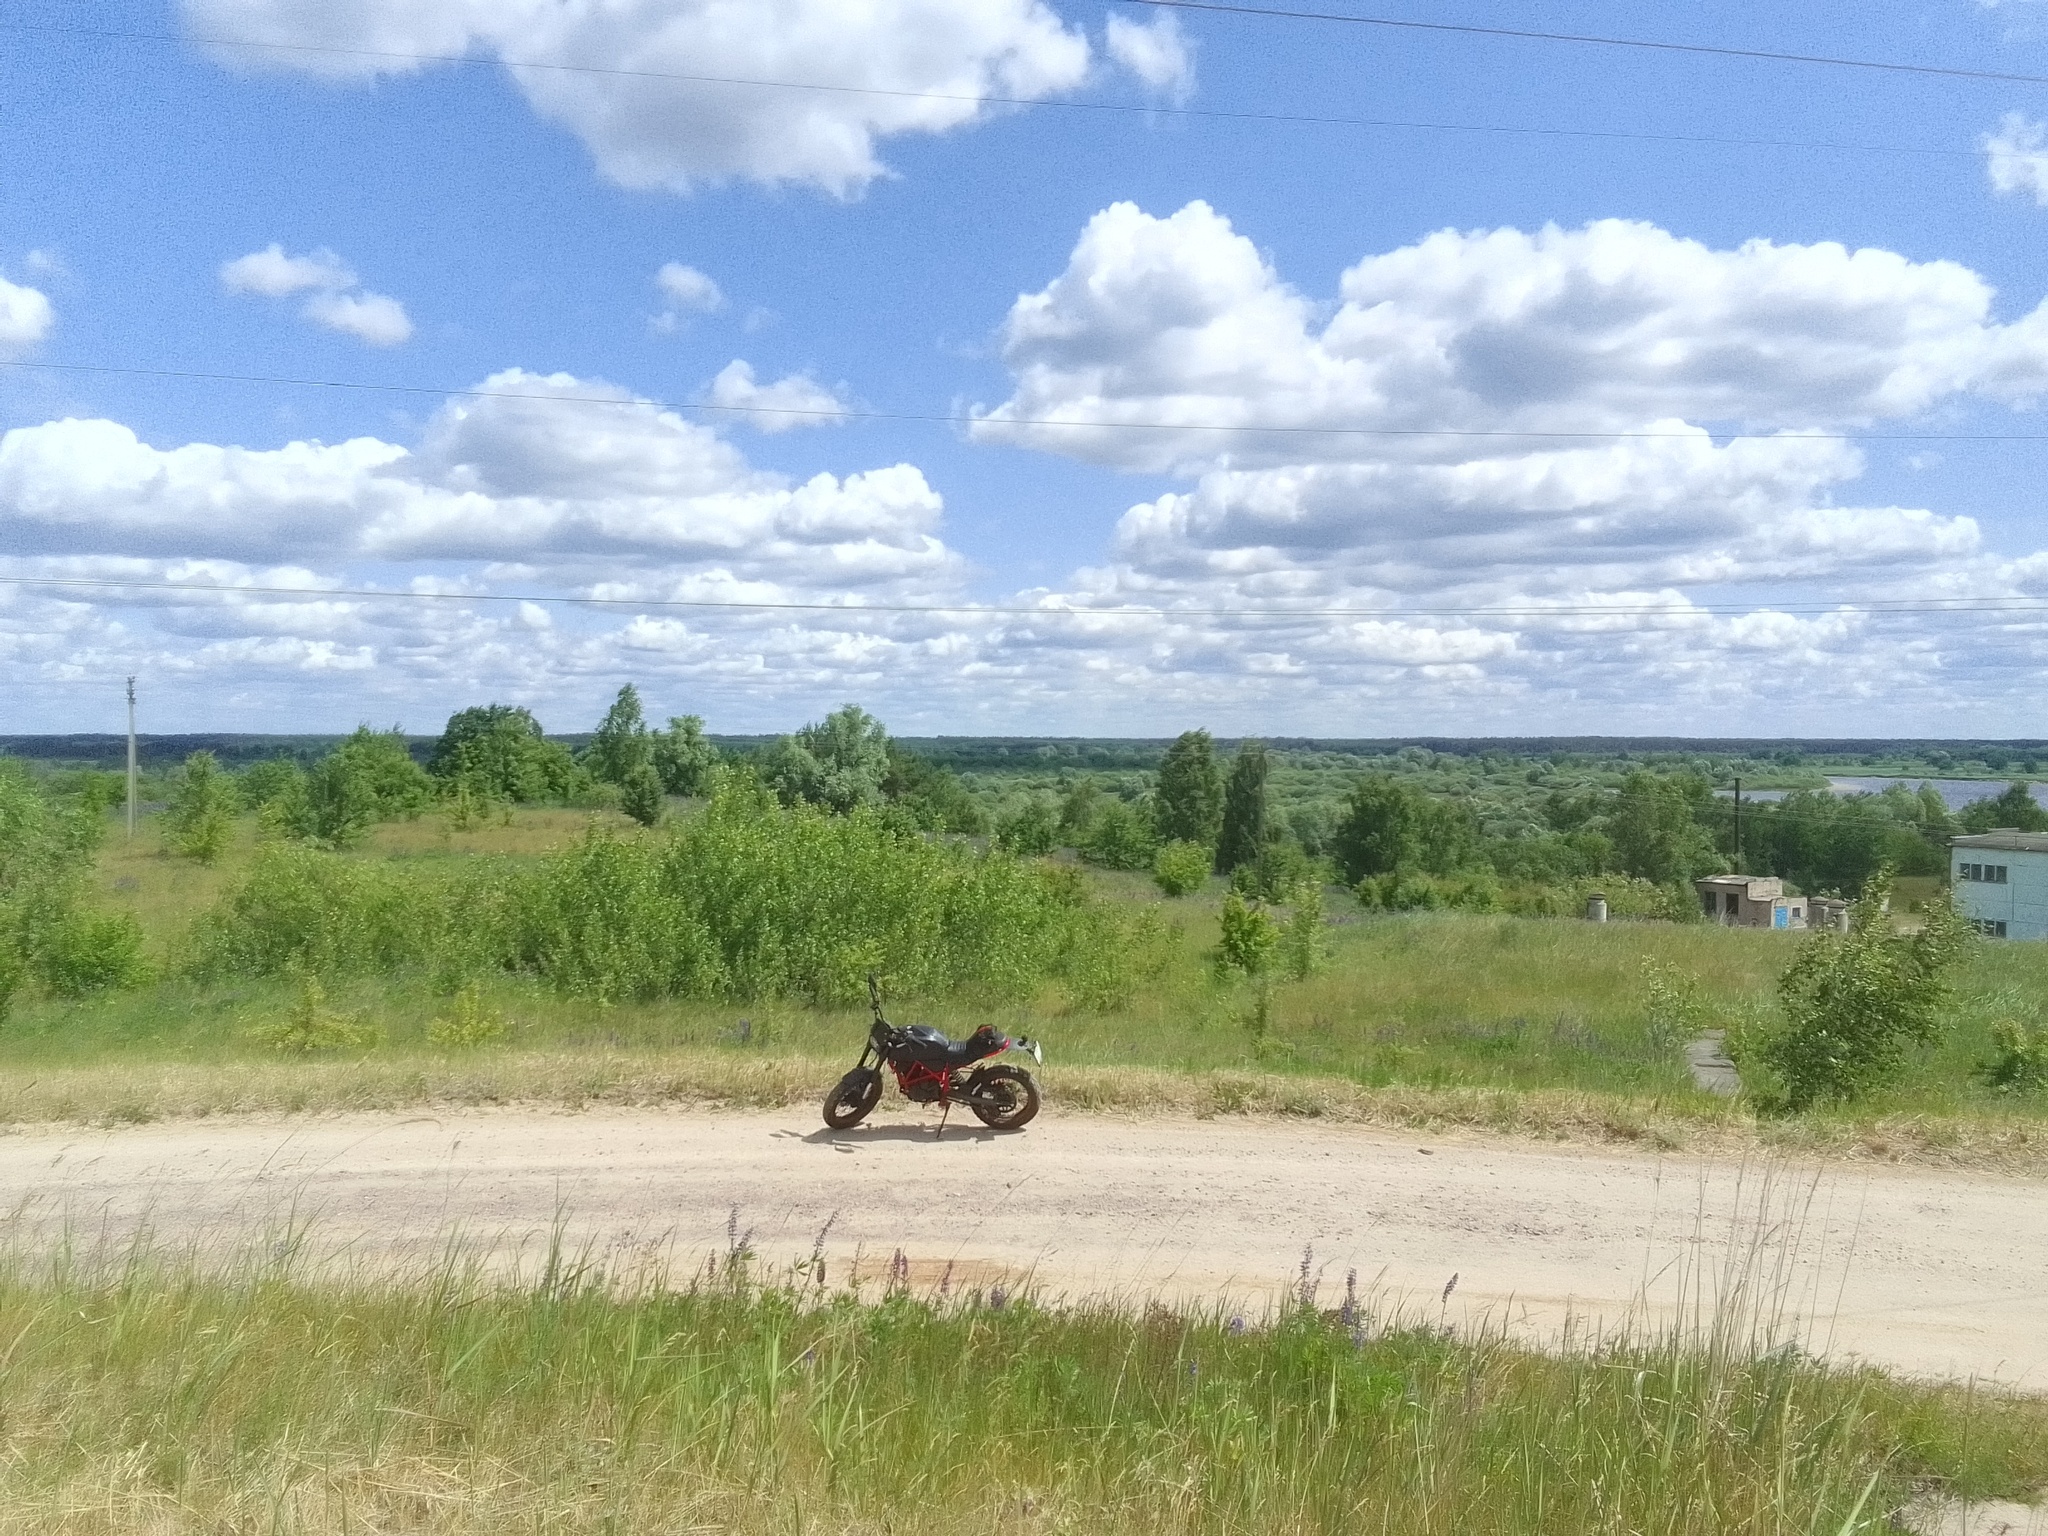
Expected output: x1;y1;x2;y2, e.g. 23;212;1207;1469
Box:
1018;1037;1044;1065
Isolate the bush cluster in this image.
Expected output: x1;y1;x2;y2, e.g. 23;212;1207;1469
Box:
188;775;1141;1009
0;760;146;1014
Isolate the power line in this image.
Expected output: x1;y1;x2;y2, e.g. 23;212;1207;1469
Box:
10;359;2048;445
1122;0;2048;88
0;19;1981;162
12;573;2048;623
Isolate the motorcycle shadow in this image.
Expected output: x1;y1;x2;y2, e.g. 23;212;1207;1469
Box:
804;1123;1013;1145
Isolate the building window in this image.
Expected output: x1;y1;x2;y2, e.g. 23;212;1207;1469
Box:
1969;918;2009;938
1958;863;2010;884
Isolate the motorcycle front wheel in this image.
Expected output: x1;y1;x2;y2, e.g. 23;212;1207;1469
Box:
822;1068;883;1129
968;1065;1040;1129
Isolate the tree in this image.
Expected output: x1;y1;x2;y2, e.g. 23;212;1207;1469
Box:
1331;774;1417;883
1154;730;1223;847
1214;744;1268;875
275;727;432;847
1328;773;1477;884
760;704;890;814
881;745;985;834
165;750;239;864
331;727;434;817
994;797;1058;855
1959;781;2048;834
586;685;652;786
430;704;572;801
1755;868;1971;1108
1607;770;1721;885
651;715;719;798
1056;782;1102;845
621;763;666;827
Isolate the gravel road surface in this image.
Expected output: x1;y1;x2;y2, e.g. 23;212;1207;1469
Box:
2;1107;2042;1385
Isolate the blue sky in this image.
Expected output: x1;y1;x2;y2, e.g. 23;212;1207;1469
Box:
5;0;2048;738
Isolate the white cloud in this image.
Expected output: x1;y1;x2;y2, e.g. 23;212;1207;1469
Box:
651;262;725;332
974;203;2048;475
181;0;1093;197
0;370;951;582
1105;12;1194;102
301;289;413;346
220;243;355;297
1986;112;2048;205
221;242;412;346
0;275;54;357
705;360;850;430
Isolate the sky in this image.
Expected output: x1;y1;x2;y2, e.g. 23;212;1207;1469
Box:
5;0;2048;740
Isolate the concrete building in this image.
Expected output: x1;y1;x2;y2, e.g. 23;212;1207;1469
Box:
1695;874;1808;930
1950;831;2048;940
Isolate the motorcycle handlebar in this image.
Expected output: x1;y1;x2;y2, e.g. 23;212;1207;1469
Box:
866;971;884;1020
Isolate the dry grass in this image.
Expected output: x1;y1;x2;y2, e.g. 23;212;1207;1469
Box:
7;1045;2048;1175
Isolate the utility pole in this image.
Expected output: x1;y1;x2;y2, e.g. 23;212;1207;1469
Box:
1732;775;1742;874
125;676;137;840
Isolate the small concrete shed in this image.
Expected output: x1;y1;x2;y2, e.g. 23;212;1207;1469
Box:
1694;874;1807;930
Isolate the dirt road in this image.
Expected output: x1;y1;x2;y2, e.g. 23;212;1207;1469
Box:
2;1105;2043;1386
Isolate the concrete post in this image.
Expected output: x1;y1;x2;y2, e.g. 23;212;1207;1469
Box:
1585;893;1608;923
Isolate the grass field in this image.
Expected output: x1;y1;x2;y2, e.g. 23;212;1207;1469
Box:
0;1243;2041;1535
10;810;2048;1533
6;804;2047;1160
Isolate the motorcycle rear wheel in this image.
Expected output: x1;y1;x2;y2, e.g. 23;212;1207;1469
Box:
822;1068;883;1129
968;1065;1040;1129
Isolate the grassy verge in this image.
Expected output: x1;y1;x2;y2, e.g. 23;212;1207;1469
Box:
1;1247;2042;1534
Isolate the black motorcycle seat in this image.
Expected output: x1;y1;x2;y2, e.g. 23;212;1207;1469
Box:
895;1024;996;1069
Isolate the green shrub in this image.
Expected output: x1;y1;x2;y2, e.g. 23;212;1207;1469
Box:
1215;891;1279;977
1751;868;1971;1108
188;844;446;979
1640;957;1707;1054
35;909;147;997
1081;799;1155;870
190;777;1129;1010
0;758;137;1013
993;798;1058;856
1356;869;1500;912
1981;1019;2048;1094
1152;839;1211;896
1280;881;1326;981
1232;838;1318;902
428;982;508;1048
0;939;23;1020
252;975;379;1053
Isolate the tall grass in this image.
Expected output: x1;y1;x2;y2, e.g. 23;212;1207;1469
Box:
0;1243;2039;1533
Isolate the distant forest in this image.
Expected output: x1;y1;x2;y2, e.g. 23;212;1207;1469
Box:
8;732;2048;778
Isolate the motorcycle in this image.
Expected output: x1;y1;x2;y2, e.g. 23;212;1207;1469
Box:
822;975;1043;1132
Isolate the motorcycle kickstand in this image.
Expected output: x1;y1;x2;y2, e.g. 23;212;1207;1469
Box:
935;1098;951;1139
